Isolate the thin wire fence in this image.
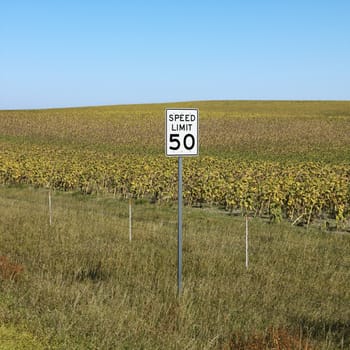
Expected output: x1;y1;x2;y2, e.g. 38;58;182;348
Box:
0;188;345;256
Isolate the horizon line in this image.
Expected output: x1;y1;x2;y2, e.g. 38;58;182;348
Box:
1;98;350;111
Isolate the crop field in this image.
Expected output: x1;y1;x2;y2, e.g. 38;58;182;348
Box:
1;101;350;227
0;101;350;349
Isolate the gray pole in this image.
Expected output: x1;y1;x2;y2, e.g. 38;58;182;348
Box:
178;156;183;295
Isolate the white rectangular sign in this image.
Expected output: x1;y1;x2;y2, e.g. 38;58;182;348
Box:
165;108;199;157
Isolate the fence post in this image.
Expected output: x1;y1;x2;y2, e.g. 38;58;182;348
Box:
49;189;52;226
129;196;132;242
245;216;249;269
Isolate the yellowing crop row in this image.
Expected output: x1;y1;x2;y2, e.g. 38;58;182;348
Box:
0;143;349;225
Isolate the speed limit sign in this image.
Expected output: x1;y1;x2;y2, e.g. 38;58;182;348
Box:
165;108;198;295
165;108;199;156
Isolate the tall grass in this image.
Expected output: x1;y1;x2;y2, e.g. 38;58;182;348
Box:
1;186;349;349
1;100;350;348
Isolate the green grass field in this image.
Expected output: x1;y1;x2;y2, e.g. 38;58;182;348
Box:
1;101;350;349
0;186;349;349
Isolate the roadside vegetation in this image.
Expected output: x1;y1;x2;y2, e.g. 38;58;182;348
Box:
0;101;350;348
0;186;349;349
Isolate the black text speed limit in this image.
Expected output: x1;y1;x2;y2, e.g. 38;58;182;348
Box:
166;109;199;156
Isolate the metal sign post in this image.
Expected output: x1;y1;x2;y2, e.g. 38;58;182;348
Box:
165;108;199;296
177;156;183;294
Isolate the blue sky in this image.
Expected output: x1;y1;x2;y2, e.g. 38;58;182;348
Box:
1;1;350;109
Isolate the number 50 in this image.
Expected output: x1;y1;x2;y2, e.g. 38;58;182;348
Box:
169;133;195;150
